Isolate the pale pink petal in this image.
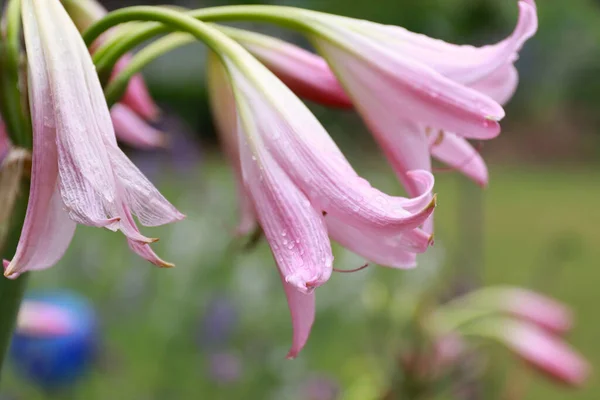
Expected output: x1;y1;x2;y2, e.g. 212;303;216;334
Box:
5;1;79;277
327;215;431;269
470;65;519;106
106;145;185;227
110;104;166;149
16;301;73;336
429;131;489;187
228;29;352;108
207;53;257;235
502;321;589;387
121;203;175;267
113;56;161;121
281;276;315;359
33;0;122;227
348;0;537;85
313;37;504;140
227;57;436;236
238;113;333;293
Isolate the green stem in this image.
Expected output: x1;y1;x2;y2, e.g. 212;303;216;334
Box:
85;5;315;80
0;185;29;374
104;33;195;106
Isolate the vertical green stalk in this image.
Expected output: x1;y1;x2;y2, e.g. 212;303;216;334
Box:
0;185;29;374
0;0;31;378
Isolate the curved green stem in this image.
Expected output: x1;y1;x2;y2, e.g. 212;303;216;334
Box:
104;33;195;106
85;5;318;80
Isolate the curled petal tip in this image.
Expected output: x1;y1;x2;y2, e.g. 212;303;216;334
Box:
286;351;298;360
158;260;175;269
428;233;435;246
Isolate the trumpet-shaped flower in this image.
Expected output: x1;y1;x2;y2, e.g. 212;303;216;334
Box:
4;0;184;278
208;41;435;356
222;1;536;217
62;0;162;146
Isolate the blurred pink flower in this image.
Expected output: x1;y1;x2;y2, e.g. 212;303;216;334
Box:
226;0;537;228
495;287;573;335
110;104;167;150
208;46;435;357
16;301;73;337
501;320;589;387
4;0;183;278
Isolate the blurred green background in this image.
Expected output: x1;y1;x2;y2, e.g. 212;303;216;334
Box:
4;0;600;399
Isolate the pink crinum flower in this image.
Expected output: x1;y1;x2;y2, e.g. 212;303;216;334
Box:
209;35;445;355
221;0;537;231
4;0;184;278
61;0;163;148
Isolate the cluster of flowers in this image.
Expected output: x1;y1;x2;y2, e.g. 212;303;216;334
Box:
0;0;539;357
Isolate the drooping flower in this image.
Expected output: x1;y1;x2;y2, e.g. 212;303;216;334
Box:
208;41;435;356
220;0;537;211
61;0;162;145
4;0;184;278
496;319;589;387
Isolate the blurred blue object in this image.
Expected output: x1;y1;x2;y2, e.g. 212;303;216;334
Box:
10;291;98;391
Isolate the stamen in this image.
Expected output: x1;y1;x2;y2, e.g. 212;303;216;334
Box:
333;263;370;274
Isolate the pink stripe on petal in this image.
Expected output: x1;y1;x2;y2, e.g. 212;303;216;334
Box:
110;104;167;149
281;276;316;359
430;132;489;188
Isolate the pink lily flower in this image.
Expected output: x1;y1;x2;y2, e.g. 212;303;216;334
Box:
223;1;536;210
16;301;73;337
4;0;184;278
499;320;589;387
208;47;435;356
62;0;161;128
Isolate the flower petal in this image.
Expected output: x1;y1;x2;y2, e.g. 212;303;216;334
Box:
110;104;167;149
107;145;185;227
207;52;257;235
227;56;435;236
281;277;315;359
429;131;489;187
237;104;333;293
327;215;431;269
346;0;537;85
469;65;519;106
33;0;122;226
121;203;175;267
312;34;504;140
